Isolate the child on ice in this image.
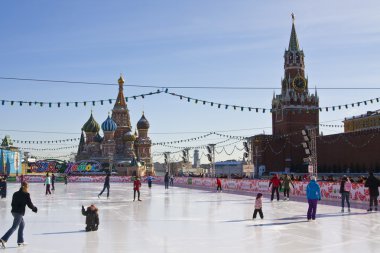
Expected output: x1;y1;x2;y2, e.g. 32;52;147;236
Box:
81;205;99;232
252;193;264;220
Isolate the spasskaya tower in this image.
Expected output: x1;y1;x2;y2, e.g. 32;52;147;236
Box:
272;15;319;137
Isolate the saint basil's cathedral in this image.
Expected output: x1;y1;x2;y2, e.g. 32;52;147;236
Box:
75;76;153;176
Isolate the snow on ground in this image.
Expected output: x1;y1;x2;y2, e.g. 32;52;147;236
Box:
0;182;379;253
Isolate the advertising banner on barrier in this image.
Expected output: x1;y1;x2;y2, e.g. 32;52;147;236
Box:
17;175;378;204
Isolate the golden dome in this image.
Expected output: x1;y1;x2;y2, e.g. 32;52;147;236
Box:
123;131;136;142
118;75;124;85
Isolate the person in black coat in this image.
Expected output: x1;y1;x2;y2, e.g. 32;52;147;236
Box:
364;172;380;212
81;205;99;231
0;177;6;198
164;172;169;189
98;173;110;199
51;173;56;191
0;182;38;248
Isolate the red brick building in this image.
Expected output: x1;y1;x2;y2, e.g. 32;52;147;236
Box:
251;17;380;174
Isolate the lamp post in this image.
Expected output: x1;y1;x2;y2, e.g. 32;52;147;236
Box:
207;144;216;177
301;128;318;177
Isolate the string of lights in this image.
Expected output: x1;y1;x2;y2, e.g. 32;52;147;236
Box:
1;88;379;113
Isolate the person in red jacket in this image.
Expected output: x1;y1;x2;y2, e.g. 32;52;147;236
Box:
133;177;142;201
216;177;222;192
269;174;281;201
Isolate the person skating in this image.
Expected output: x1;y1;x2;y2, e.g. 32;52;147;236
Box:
306;176;321;221
64;174;68;185
98;172;110;199
282;174;294;200
0;182;38;248
216;177;222;192
44;173;52;195
364;171;380;212
51;173;56;192
133;177;142;201
164;172;169;189
339;175;351;213
81;204;99;231
170;175;174;186
269;174;281;201
147;175;153;188
252;193;264;220
0;177;6;199
19;174;24;187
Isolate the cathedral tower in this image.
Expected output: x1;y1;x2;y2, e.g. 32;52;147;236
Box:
135;112;153;174
112;76;132;155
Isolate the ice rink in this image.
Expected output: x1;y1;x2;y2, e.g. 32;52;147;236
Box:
0;182;379;253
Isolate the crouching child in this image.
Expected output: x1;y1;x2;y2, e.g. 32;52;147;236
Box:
81;205;99;232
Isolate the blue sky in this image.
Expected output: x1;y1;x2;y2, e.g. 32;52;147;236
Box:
1;0;380;163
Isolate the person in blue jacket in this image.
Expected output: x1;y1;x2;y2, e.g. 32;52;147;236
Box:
306;176;321;221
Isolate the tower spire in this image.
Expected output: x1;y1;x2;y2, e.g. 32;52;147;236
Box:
114;75;127;108
288;13;300;51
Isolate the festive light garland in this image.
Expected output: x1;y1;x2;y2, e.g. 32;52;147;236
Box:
153;133;213;145
0;90;161;107
13;138;80;144
19;145;78;151
1;89;379;113
320;124;343;128
1;125;341;148
166;92;380;113
35;154;72;159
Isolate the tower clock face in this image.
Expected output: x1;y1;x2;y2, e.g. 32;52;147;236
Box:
292;77;306;92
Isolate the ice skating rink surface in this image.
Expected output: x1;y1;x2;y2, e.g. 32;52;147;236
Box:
0;183;379;253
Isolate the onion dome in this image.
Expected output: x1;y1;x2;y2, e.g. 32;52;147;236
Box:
137;112;150;129
123;131;136;142
101;115;117;132
82;113;100;133
94;132;103;143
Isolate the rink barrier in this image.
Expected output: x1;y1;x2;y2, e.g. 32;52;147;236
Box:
17;175;379;204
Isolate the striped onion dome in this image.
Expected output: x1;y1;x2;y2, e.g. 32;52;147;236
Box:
123;131;136;142
137;112;150;129
101;115;117;132
82;113;100;133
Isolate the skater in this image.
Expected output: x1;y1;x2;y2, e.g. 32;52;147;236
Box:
20;174;24;187
98;172;110;199
44;173;52;195
81;204;99;231
216;177;222;192
164;172;169;189
364;171;380;212
269;174;281;201
133;177;142;201
170;175;174;186
147;175;153;188
306;176;321;221
64;174;68;185
340;175;351;212
51;173;56;192
0;182;38;248
0;177;6;199
282;174;294;200
252;193;264;219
